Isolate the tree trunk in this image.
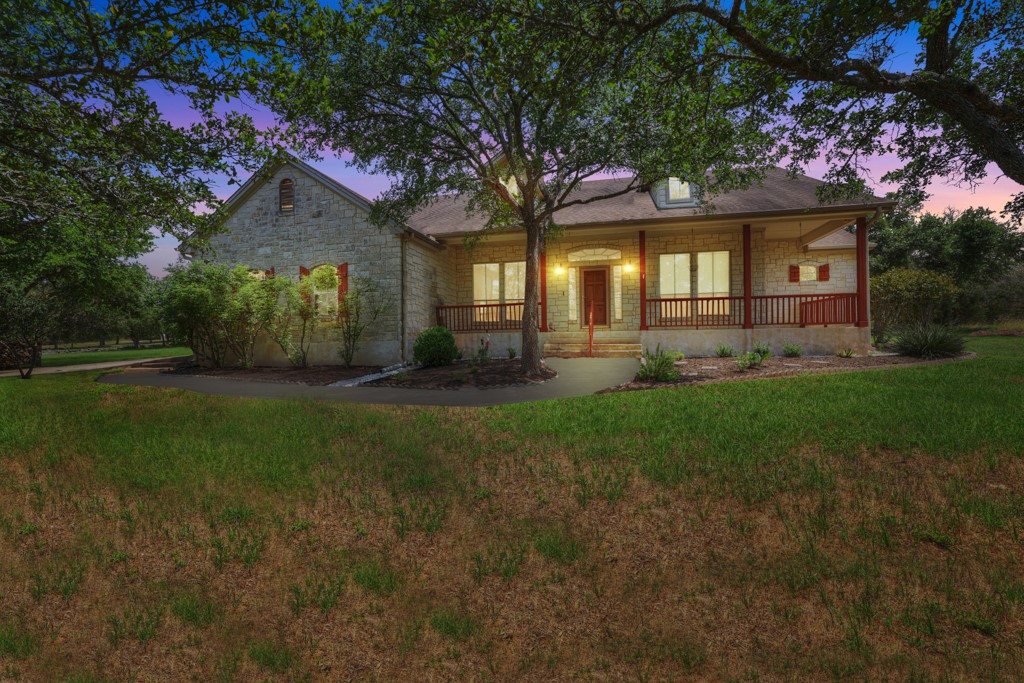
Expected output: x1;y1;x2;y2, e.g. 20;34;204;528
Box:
520;223;545;376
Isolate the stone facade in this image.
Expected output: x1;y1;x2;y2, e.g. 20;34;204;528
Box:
208;163;409;366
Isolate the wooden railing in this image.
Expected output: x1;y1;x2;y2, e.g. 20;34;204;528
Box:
646;293;858;328
435;302;534;332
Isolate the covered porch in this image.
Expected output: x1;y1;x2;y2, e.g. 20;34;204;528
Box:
433;213;873;357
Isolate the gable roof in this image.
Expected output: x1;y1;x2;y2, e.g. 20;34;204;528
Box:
407;168;893;237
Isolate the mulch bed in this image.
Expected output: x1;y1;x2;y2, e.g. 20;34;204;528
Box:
366;358;557;389
169;364;381;386
600;353;972;393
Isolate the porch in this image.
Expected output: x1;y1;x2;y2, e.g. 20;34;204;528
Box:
432;217;872;357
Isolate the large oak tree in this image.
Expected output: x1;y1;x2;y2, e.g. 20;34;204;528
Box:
265;0;781;374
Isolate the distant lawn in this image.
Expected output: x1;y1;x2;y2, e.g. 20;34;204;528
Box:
0;337;1021;681
40;346;192;367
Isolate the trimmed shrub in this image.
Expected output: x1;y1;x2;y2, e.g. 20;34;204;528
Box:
752;341;771;358
893;323;965;359
715;343;734;357
782;343;802;358
413;326;459;367
871;268;959;338
636;345;681;381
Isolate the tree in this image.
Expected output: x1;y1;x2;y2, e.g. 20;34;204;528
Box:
870;205;1024;286
263;0;779;374
871;268;960;339
0;0;308;287
0;283;58;378
538;0;1024;218
262;276;319;368
337;276;393;368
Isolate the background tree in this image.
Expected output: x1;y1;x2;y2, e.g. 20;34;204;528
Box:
265;0;781;374
542;0;1024;218
0;283;59;378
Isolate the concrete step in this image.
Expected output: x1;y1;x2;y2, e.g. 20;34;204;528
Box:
545;343;641;351
544;340;642;359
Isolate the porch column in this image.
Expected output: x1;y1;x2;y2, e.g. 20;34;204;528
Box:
639;230;647;330
539;250;549;332
742;223;753;329
856;215;869;327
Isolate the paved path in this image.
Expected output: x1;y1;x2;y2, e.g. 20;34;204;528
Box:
0;356;188;379
97;357;639;407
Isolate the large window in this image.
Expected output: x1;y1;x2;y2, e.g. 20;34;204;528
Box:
473;261;526;323
697;250;730;316
659;253;691;318
473;263;500;322
504;261;526;321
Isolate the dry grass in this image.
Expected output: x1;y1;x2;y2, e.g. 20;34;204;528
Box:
0;336;1022;681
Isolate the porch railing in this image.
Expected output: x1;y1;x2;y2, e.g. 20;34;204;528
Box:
646;293;858;329
435;302;537;332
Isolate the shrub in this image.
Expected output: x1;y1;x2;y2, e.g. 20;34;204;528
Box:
782;343;802;358
837;348;855;358
752;341;772;358
413;326;459;366
337;276;393;367
507;347;516;359
736;352;764;371
892;323;965;359
715;343;734;357
871;267;959;338
636;345;681;381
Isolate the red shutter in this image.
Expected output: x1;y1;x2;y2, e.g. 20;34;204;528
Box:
299;266;310;278
337;263;348;299
268;266;275;279
818;264;830;281
299;266;311;305
788;265;800;282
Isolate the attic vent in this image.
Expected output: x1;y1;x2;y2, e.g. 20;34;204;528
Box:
279;179;295;213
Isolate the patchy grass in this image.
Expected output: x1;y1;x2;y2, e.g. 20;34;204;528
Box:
0;337;1022;680
39;346;192;367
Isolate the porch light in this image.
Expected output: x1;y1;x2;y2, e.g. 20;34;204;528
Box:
623;262;634;273
554;263;565;275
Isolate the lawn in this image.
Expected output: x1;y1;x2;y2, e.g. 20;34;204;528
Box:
40;346;193;367
0;337;1022;681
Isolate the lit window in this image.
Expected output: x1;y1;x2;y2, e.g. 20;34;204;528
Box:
504;261;526;321
697;251;730;316
279;179;295;212
473;263;500;323
667;177;691;202
800;265;819;282
659;253;691;318
612;265;623;320
568;268;578;321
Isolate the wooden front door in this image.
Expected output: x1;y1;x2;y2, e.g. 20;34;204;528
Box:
582;269;608;326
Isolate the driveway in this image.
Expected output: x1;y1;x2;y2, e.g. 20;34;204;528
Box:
96;357;639;406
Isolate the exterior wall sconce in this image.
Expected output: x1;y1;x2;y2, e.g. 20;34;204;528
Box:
554;264;565;275
623;262;634;273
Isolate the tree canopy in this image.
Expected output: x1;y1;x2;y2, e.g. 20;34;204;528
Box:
537;0;1024;218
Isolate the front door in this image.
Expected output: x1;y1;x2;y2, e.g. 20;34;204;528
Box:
582;269;608;326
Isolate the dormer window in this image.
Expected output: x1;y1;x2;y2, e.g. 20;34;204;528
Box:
653;177;699;209
279;179;295;213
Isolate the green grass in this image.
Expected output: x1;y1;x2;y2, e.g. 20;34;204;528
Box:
0;336;1022;680
40;346;192;367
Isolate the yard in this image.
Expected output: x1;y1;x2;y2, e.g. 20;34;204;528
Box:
40;346;193;367
0;336;1022;681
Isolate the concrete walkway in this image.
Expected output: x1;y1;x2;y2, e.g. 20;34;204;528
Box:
96;357;639;407
0;356;188;379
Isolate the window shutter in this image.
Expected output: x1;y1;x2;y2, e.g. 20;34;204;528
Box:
788;265;800;282
337;263;348;299
299;266;310;278
299;266;310;305
818;264;830;281
268;266;275;279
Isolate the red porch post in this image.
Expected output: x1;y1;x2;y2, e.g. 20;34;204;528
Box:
639;230;648;330
539;250;549;332
856;215;869;327
742;224;753;329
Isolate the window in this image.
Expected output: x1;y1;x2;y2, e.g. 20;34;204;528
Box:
568;267;578;321
659;253;691;318
697;250;730;316
612;265;623;320
279;179;294;212
308;265;339;320
800;265;819;282
667;177;691;202
473;263;500;323
504;261;526;321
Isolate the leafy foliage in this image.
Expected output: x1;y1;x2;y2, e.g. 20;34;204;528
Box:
871;268;960;339
782;344;803;358
893;324;966;360
636;345;681;382
716;343;734;358
337;276;393;367
413;327;459;367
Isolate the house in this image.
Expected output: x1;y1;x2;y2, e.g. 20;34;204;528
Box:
205;156;892;365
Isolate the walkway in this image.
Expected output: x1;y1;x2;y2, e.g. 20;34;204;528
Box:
0;356;188;379
96;357;639;407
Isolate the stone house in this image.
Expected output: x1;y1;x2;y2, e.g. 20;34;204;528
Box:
206;156;891;365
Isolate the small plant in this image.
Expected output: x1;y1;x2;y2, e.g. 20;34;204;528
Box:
353;560;401;597
534;527;586;565
249;640;294;674
636;345;681;382
412;326;459;367
475;346;490;362
716;343;734;357
674;351;686;360
837;347;855;358
782;343;802;358
892;323;965;359
507;346;516;359
171;592;220;628
752;341;772;358
430;608;477;642
736;353;756;371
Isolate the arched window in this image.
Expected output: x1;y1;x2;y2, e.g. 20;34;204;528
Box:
279;179;295;212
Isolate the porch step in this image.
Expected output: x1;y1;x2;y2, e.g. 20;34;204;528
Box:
544;341;642;359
